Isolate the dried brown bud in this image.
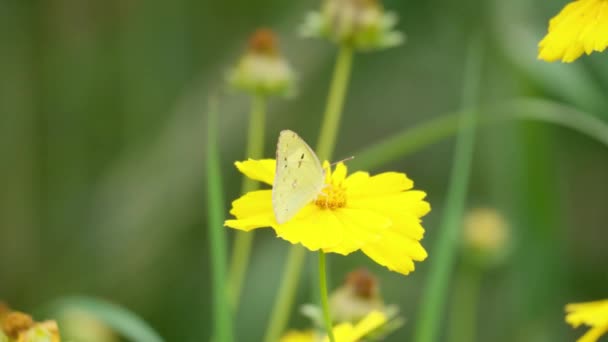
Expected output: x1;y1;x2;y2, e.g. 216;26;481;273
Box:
228;28;295;96
3;312;34;339
345;268;378;299
248;28;278;56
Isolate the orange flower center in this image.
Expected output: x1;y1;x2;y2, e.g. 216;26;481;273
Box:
314;183;347;209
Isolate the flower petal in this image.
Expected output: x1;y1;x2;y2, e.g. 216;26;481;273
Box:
274;206;344;250
538;0;608;62
235;159;276;185
349;190;430;240
323;208;390;255
323;311;387;342
346;171;414;198
577;323;608;342
566;299;608;327
224;190;275;231
331;162;348;184
362;227;428;275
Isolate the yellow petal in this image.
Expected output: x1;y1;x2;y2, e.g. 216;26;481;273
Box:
224;190;275;231
538;0;608;62
323;208;391;255
330;162;348;184
566;299;608;327
348;311;387;340
349;191;429;240
274;206;344;250
362;227;428;275
279;330;315;342
235;159;276;185
346;171;414;198
577;323;608;342
322;311;387;342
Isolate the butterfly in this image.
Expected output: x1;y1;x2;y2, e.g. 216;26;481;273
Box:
272;130;326;224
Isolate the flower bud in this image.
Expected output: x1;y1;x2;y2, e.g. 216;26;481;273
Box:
301;0;403;51
3;312;34;339
329;268;385;323
228;28;295;97
1;305;61;342
462;208;511;268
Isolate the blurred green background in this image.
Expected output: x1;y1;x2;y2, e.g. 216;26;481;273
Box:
1;0;607;341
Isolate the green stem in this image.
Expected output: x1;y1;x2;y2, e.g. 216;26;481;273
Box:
262;246;307;342
228;95;267;310
263;45;354;342
316;44;354;161
448;265;482;342
413;35;483;342
319;251;336;342
206;96;234;342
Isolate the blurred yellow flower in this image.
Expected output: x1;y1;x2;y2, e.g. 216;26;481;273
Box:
461;208;510;268
225;159;430;275
280;311;387;342
1;310;61;342
538;0;608;63
280;330;315;342
565;298;608;342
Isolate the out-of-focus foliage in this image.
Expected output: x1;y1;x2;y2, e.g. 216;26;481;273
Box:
1;0;607;341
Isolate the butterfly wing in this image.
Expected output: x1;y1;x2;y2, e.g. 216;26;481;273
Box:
272;130;325;224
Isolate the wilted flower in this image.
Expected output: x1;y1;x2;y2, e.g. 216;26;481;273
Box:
461;208;510;268
565;298;608;342
225;159;430;275
301;0;403;51
1;309;61;342
538;0;608;62
329;268;385;323
228;28;295;96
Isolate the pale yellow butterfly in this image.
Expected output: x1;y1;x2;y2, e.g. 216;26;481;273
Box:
272;130;326;224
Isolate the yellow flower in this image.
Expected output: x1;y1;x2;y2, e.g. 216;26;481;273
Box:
538;0;608;63
225;159;430;275
280;311;387;342
565;299;608;342
280;330;315;342
1;310;61;342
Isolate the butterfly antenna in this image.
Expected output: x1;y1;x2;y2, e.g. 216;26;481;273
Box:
330;156;354;167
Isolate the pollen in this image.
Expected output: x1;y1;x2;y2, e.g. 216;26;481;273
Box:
315;183;347;209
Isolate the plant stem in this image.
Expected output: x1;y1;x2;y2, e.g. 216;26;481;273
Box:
413;34;483;342
316;44;354;161
319;251;336;342
206;96;234;342
228;94;267;310
448;265;482;342
262;246;306;342
263;45;354;342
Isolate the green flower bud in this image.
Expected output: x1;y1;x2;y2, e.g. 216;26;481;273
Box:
462;208;511;269
228;28;296;97
301;0;404;51
329;268;385;323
